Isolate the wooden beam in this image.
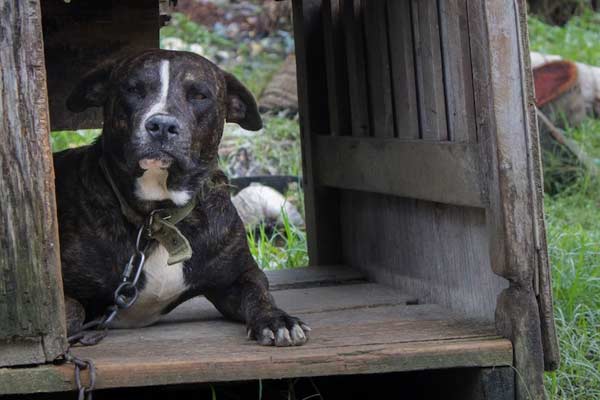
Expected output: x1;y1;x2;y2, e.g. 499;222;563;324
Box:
315;136;484;207
0;0;67;367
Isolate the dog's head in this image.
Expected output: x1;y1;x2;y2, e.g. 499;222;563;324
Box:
67;49;261;203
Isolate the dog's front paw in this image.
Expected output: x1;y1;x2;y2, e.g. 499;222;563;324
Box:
248;310;311;347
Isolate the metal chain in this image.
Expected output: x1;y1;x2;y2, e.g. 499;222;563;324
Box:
58;220;153;399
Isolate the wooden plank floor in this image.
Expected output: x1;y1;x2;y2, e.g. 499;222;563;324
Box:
0;267;512;395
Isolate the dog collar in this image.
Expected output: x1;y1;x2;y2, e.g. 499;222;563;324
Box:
99;157;196;265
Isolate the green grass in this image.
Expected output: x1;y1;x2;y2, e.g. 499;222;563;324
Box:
529;13;600;399
246;210;308;271
544;178;600;399
529;11;600;65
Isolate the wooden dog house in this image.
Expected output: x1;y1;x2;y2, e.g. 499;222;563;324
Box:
0;0;558;399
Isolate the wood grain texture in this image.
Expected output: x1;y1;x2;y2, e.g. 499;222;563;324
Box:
438;0;477;143
411;0;448;140
472;0;558;397
387;0;419;139
322;0;351;136
265;266;365;290
0;285;512;394
162;283;417;324
514;0;560;372
340;191;508;321
42;0;159;130
341;0;370;136
0;0;67;366
292;0;342;265
315;136;484;207
362;0;394;138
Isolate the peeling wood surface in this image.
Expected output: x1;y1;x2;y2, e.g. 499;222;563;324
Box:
0;0;67;366
0;282;511;395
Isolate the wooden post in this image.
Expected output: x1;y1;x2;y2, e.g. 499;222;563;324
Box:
0;0;67;366
469;0;560;398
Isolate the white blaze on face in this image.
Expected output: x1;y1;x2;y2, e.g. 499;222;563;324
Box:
135;60;192;206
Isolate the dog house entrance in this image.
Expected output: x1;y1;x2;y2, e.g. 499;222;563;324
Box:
6;0;560;397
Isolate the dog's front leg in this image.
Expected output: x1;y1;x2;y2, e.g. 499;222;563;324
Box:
206;267;310;346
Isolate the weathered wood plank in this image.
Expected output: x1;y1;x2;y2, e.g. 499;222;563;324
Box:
340;192;508;320
265;266;365;291
315;136;484;207
0;337;511;395
292;0;342;264
322;0;351;136
513;0;560;372
438;0;477;143
0;297;512;394
471;0;558;397
362;0;394;138
0;0;67;366
411;0;448;140
341;0;370;136
164;282;416;323
387;0;420;139
42;0;160;130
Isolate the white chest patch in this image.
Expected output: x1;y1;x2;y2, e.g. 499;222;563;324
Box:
111;244;188;328
134;167;192;205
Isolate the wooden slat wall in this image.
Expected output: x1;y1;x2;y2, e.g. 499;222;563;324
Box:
439;0;477;143
340;0;370;136
340;192;507;320
315;0;482;202
411;0;448;141
362;0;394;138
293;0;342;265
322;0;351;136
0;0;67;366
387;0;419;139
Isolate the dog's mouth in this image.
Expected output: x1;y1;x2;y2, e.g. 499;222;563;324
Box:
139;157;172;170
137;149;176;171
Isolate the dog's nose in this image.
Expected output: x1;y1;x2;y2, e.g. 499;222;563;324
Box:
145;114;180;140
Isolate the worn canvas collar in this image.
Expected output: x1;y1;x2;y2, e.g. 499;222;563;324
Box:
99;157;196;265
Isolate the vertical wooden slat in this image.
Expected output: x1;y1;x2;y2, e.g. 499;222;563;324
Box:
322;0;351;136
439;0;477;143
411;0;448;141
341;0;370;136
387;0;420;140
293;0;342;264
362;0;394;138
0;0;67;366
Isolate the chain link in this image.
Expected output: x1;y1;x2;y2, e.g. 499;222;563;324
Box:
60;220;153;399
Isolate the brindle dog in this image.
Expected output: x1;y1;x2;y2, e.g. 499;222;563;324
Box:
54;49;309;346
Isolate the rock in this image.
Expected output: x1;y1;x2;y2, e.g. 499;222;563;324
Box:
232;183;304;228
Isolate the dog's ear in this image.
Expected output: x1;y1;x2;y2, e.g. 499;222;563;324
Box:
224;72;263;131
66;60;116;113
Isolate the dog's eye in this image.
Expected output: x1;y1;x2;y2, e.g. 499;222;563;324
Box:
188;90;207;102
125;84;145;98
